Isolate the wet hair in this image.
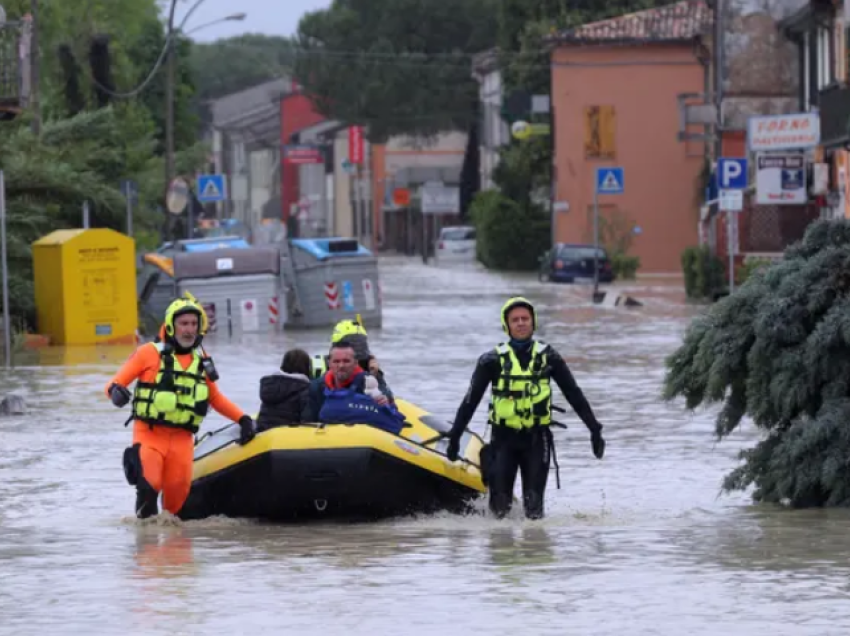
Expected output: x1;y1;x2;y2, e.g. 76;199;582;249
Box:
280;348;311;376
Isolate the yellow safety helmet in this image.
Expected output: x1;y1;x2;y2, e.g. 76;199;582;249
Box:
501;296;537;334
163;294;209;336
331;315;368;344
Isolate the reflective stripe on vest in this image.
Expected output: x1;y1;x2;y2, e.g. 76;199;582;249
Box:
311;354;328;379
488;340;551;429
131;342;210;433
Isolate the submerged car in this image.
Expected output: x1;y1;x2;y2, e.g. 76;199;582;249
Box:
539;243;615;284
435;226;476;263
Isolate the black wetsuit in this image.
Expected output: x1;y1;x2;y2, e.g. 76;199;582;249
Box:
448;340;603;519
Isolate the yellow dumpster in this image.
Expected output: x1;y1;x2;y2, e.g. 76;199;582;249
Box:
32;228;138;345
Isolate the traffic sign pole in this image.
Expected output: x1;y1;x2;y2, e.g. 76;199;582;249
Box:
593;184;600;296
727;211;735;294
592;167;624;299
717;157;748;295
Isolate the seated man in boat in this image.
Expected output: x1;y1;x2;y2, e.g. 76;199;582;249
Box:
256;348;312;431
310;317;394;403
307;339;405;434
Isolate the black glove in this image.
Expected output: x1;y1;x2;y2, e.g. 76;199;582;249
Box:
238;415;255;445
109;383;131;408
591;428;606;459
446;435;460;462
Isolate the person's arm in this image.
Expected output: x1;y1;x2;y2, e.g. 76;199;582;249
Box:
448;351;500;440
208;381;247;422
103;345;156;405
547;348;602;434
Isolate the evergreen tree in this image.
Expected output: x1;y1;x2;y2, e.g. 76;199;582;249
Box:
662;220;850;507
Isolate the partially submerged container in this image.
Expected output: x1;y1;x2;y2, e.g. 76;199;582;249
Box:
32;228;138;345
284;237;382;329
137;236;282;336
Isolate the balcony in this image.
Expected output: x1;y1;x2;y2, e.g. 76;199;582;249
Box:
0;16;31;120
818;83;850;147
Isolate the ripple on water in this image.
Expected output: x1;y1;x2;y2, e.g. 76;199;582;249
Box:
1;257;848;635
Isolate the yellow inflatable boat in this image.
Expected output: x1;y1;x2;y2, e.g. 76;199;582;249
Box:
178;398;488;522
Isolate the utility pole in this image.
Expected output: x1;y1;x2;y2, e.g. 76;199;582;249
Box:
711;0;725;255
30;0;39;135
164;28;175;187
164;0;178;242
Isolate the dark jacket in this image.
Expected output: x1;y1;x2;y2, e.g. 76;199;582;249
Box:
256;371;312;431
449;340;602;439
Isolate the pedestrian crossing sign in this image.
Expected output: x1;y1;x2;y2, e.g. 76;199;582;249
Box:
595;167;624;195
196;174;227;202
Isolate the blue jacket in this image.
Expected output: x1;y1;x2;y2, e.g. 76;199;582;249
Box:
308;373;406;434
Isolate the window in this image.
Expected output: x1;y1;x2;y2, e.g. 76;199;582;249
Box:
555;245;607;260
441;227;476;241
584;105;616;160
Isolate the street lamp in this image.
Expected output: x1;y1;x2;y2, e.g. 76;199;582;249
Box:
163;3;246;240
185;13;247;36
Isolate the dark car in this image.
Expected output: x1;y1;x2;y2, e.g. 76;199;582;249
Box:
538;243;615;284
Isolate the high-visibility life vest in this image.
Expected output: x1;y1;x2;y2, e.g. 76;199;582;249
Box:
131;342;210;433
488;340;552;430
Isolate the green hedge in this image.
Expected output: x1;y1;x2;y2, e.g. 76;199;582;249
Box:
470;190;549;270
681;245;725;299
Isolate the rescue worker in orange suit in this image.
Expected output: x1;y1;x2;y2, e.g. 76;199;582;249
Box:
446;297;606;520
105;297;255;519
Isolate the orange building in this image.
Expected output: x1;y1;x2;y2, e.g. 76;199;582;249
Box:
548;0;711;274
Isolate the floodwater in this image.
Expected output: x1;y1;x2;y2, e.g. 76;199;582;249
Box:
2;255;850;636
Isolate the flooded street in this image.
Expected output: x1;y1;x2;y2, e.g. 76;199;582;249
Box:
3;255;850;635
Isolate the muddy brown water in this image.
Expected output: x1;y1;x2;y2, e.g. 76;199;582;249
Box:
2;256;849;635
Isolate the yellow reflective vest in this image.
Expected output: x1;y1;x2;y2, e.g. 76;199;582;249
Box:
488;340;552;429
131;342;210;433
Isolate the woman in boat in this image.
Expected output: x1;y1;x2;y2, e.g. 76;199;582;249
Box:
256;348;313;430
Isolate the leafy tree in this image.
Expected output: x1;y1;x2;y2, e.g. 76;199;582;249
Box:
0;106;206;327
131;20;199;153
292;0;498;140
4;0;197;150
662;220;850;508
497;0;672;95
470;190;549;271
190;34;294;102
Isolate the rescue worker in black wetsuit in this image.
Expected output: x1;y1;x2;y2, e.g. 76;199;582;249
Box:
446;296;606;520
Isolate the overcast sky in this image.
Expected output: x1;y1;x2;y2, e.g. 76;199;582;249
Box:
177;0;333;42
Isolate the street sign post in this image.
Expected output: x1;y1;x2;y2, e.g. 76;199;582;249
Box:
717;158;748;293
120;179;138;237
593;167;624;298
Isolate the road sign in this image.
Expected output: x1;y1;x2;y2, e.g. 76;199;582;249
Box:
718;158;748;189
595;167;624;194
719;189;743;211
196;174;227;203
165;177;189;215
